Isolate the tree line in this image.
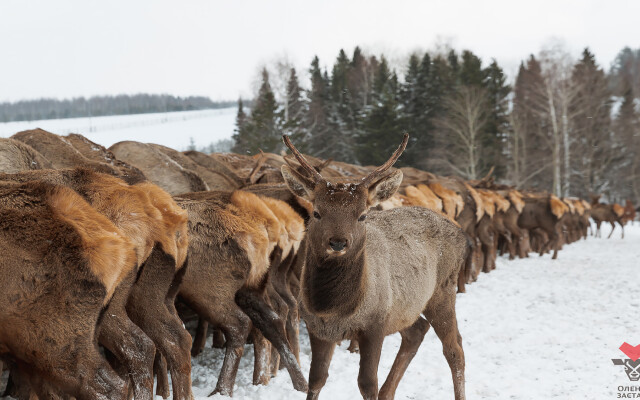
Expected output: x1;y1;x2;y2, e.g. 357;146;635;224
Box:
0;94;237;123
233;45;640;203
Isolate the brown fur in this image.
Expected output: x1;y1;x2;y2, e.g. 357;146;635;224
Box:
0;138;52;173
174;191;307;395
464;182;484;222
11;129;133;179
65;133;146;181
0;180;129;399
109;141;208;194
0;168;188;399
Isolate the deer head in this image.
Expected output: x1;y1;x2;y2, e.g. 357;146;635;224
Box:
281;134;408;259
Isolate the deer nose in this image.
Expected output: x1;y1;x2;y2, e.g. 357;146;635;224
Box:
328;238;347;252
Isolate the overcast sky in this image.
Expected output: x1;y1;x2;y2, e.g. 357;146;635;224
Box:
1;0;638;103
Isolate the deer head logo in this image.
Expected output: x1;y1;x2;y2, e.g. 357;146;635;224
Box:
612;343;640;381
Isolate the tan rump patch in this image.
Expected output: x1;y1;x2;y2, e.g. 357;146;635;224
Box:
491;191;510;213
573;199;585;216
379;194;405;210
613;204;625;217
563;198;576;214
259;196;296;259
231;191;282;286
549;195;569;219
477;190;496;218
428;182;464;218
136;182;189;269
464;183;484;222
48;186;136;303
508;190;525;213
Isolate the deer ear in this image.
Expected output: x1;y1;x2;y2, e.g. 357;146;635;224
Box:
281;165;316;200
367;170;403;207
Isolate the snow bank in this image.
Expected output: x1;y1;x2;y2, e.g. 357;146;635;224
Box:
189;224;640;399
0;108;236;151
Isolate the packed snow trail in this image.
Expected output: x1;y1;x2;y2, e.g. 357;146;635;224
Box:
187;224;639;399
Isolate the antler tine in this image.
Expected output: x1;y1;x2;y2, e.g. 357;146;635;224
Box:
282;135;324;182
361;133;409;187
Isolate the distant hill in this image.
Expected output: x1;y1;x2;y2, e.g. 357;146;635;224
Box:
0;94;241;123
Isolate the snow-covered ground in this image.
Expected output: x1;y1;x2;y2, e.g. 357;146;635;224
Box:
189;224;640;400
0;108;236;150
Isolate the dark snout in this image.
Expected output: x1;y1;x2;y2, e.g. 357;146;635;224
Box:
328;237;348;252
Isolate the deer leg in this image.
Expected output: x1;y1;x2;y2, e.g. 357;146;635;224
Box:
251;326;271;386
357;331;384;400
236;288;308;392
153;352;170;399
98;273;155;400
127;249;193;400
211;328;226;348
379;317;430;400
275;252;301;363
608;221;616;239
306;333;336;400
209;307;251;396
267;284;289;373
426;289;466;400
191;318;208;357
347;339;360;353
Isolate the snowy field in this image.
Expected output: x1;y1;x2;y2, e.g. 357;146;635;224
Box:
190;224;640;400
0;108;236;150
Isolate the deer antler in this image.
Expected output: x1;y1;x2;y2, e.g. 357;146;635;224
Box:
361;133;409;187
246;149;266;185
282;135;325;183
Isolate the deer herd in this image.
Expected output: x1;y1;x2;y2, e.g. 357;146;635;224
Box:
0;128;636;400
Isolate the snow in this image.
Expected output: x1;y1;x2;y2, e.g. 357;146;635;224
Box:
0;108;237;150
188;224;640;399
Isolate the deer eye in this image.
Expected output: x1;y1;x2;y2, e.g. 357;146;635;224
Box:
358;214;367;222
313;211;321;219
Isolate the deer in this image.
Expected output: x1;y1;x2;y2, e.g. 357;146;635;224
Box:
280;133;469;400
0;137;52;173
172;190;308;396
0;180;136;399
0;168;192;400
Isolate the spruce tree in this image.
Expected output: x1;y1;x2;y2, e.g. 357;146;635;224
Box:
232;69;282;154
307;56;333;158
283;68;309;149
357;57;404;166
481;59;511;178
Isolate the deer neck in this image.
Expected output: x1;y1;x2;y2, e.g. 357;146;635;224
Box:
302;239;368;318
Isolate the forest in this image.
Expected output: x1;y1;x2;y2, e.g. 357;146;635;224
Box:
0;94;235;122
232;45;640;202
